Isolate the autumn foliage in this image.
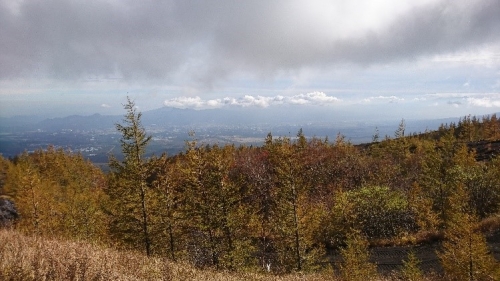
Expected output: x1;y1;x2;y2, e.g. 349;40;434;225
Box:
1;103;500;279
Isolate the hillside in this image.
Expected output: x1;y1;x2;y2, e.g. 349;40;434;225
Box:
1;108;500;279
0;229;338;281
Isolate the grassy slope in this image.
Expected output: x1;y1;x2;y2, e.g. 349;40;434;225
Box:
0;229;339;281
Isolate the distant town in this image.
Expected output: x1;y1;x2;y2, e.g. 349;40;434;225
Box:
0;107;477;168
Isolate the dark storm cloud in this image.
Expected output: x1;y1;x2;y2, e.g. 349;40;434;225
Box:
1;0;499;85
210;0;500;69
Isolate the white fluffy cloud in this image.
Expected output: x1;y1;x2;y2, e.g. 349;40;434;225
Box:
467;96;500;107
164;92;341;109
163;96;215;109
423;93;500;109
289;92;341;104
363;95;405;103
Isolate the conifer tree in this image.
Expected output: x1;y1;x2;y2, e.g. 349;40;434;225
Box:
458;115;475;142
438;184;499;281
260;133;326;272
339;230;378;281
268;136;304;271
176;139;251;269
483;114;500;140
400;251;424;281
395;118;406;139
231;145;278;271
4;149;107;240
6;155;44;235
149;154;182;260
108;97;153;256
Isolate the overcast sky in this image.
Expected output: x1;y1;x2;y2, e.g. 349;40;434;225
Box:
0;0;499;122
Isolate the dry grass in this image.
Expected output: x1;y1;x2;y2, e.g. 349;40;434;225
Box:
369;230;444;248
478;214;500;233
0;229;346;281
0;229;450;280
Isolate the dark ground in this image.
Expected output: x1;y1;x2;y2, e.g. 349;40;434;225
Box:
331;230;500;275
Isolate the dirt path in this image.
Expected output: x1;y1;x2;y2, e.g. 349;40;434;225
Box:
329;230;500;275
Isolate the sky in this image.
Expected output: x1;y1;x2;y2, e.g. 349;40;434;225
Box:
0;0;499;122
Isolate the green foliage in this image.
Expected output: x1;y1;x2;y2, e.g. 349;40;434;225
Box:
107;97;154;256
408;183;440;232
339;230;378;281
439;213;498;280
174;142;255;270
439;184;499;280
329;186;417;243
400;251;424;281
0;155;9;192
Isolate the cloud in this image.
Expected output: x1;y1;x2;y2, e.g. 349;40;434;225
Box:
363;95;405;103
163;92;341;109
100;103;111;108
163;96;219;109
447;101;462;108
467;97;500;107
428;93;499;99
1;0;499;87
424;93;500;108
289;92;341;105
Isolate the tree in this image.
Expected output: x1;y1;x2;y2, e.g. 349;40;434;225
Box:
339;230;378;281
108;97;154;256
372;127;380;142
174;138;252;270
458;115;475;142
483;114;500;140
395;118;406;139
400;251;424;281
438;184;499;281
260;133;326;272
4;148;107;240
329;186;417;241
148;154;182;260
231;146;278;271
5;155;45;235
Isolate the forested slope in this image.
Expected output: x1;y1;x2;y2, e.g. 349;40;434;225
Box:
1;101;500;279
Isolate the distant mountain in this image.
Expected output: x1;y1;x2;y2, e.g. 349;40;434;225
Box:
1;106;498;136
0;115;45;131
0;114;119;132
1;106;340;133
37;114;120;131
141;106;306;126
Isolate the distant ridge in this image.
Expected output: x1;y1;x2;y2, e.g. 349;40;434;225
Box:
1;107;498;137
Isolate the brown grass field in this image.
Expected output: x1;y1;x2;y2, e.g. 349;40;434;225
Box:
0;229;350;281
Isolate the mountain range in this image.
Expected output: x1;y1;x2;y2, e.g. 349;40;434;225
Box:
0;106;480;136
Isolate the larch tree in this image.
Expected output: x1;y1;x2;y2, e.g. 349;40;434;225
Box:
483;113;500;140
5;154;45;235
439;184;499;281
149;153;182;260
108;97;154;256
400;251;424;281
4;148;107;241
265;133;321;272
231;145;278;271
339;229;378;281
176;140;251;270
